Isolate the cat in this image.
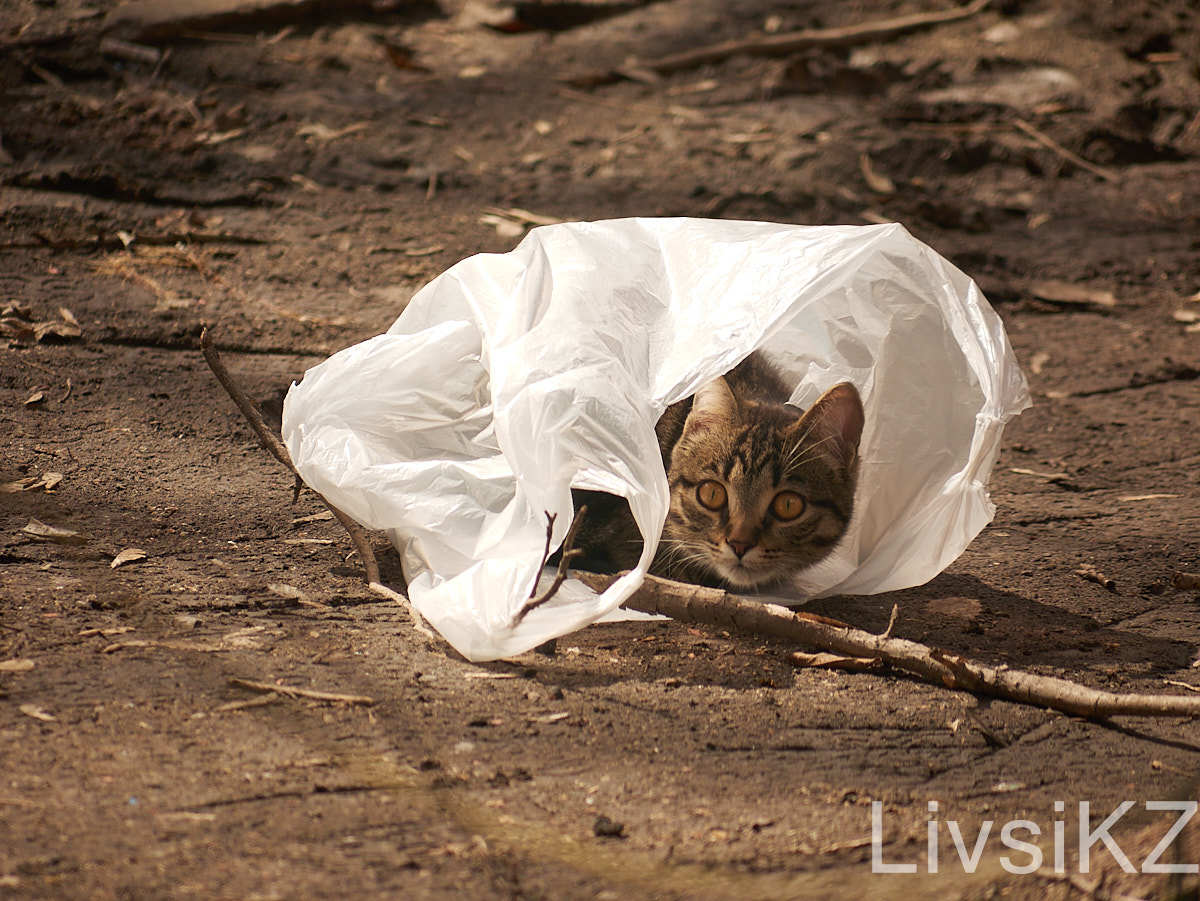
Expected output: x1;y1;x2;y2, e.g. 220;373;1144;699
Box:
569;351;863;591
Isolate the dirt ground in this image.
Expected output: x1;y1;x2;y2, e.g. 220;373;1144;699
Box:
2;0;1200;898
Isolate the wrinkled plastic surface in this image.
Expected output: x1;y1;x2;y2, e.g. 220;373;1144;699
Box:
283;218;1030;661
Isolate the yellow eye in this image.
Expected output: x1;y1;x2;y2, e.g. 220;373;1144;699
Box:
696;480;727;510
771;491;806;521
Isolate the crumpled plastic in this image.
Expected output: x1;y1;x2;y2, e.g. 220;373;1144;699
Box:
282;218;1030;661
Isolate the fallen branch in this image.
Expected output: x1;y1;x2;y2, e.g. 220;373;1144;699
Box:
200;326;379;582
513;507;587;626
200;326;433;637
575;572;1200;720
569;0;991;84
228;677;374;706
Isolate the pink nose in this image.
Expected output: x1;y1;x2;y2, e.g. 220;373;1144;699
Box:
727;539;754;558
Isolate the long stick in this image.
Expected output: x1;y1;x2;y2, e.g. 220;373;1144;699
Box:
576;572;1200;719
571;0;992;83
199;326;380;584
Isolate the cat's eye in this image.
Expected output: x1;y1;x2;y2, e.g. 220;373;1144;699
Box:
771;491;806;521
696;480;727;510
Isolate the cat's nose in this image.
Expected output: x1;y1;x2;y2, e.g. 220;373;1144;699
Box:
727;538;755;558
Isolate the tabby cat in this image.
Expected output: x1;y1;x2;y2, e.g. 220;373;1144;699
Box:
571;351;863;590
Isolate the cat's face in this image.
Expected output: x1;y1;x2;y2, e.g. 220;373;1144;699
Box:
660;378;863;590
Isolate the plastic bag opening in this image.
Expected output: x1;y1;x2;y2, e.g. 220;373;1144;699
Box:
283;218;1030;661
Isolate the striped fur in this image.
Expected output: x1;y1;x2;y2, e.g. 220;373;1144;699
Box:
570;351;863;590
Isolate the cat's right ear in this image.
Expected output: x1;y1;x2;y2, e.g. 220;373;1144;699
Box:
682;376;737;439
795;382;864;470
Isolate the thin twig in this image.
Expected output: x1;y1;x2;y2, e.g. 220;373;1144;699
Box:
1012;119;1119;182
575;572;1200;720
513;507;588;626
881;603;899;640
368;581;435;640
199;326;382;585
569;0;991;84
228;677;374;706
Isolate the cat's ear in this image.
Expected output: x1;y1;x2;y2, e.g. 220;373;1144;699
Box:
682;376;737;438
793;382;864;469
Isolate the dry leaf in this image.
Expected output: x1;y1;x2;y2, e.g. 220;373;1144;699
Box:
40;472;63;490
111;547;147;569
21;518;85;545
1172;309;1199;323
19;703;56;722
291;510;334;525
1029;280;1117;308
480;213;525;239
296;122;368;143
0;658;35;673
859;152;895;194
790;651;880;671
1029;351;1050;374
1;477;40;494
23;391;44;406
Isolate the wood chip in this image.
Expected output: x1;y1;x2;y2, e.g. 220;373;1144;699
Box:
23;391;45;406
0;658;35;673
529;711;570;723
267;582;306;600
1009;467;1068;479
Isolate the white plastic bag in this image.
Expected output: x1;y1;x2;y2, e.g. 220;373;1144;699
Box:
282;218;1030;661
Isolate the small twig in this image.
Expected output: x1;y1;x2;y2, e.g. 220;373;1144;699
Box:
1164;679;1200;693
1012;119;1119;183
575;572;1200;720
881;603;899;640
228;677;374;706
1075;564;1116;591
569;0;991;83
199;326;381;585
58;378;72;403
513;507;588;626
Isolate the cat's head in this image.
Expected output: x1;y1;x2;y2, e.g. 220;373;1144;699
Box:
661;377;863;590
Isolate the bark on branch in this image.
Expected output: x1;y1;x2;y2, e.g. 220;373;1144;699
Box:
575;571;1200;720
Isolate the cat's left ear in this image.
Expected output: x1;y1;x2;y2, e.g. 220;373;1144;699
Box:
794;382;864;470
682;376;737;439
